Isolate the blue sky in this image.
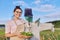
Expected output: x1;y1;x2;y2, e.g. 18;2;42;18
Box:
0;0;60;23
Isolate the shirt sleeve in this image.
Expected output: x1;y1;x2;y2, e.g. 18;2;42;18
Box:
5;21;11;33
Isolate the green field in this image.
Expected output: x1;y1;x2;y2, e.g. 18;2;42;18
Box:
0;28;5;40
0;28;60;40
40;28;60;40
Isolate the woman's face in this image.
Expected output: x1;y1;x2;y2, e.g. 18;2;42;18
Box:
14;9;22;18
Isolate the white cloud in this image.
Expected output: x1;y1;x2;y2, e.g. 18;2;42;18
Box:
13;1;25;6
32;4;55;12
32;0;41;5
40;7;60;23
44;8;60;18
13;1;30;8
39;7;60;20
31;0;56;12
32;0;55;5
45;13;60;18
13;0;56;12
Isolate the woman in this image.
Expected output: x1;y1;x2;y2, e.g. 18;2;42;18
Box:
5;6;30;40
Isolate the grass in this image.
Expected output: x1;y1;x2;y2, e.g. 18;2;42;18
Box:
0;28;60;40
0;28;5;35
40;28;60;40
0;28;5;40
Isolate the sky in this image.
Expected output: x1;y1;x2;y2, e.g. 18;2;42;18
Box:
0;0;60;24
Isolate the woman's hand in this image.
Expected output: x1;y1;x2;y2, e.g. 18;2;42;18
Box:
17;34;32;39
5;33;17;37
23;36;32;39
17;34;24;38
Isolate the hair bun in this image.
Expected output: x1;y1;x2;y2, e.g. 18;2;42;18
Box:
16;6;20;8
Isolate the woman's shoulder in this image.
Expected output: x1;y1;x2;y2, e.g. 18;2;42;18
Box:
6;20;13;24
20;18;28;23
20;18;24;20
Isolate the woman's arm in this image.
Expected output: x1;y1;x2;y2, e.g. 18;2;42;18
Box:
5;33;24;38
5;21;17;37
5;33;17;37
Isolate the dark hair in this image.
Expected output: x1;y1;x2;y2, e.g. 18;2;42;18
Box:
14;6;22;12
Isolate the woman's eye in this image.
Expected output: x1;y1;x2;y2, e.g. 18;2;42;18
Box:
16;11;22;13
